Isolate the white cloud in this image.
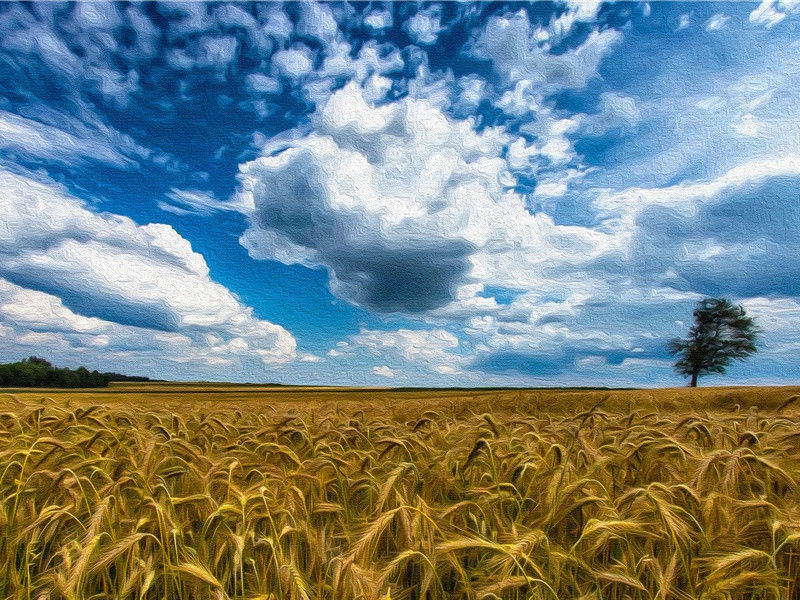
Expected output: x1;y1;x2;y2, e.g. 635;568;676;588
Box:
0;110;147;169
352;328;460;362
333;327;467;377
743;296;800;356
160;188;246;216
260;5;293;41
372;365;394;378
246;73;281;94
706;14;731;31
403;6;444;45
272;46;314;79
733;113;764;137
0;170;296;367
593;155;800;226
579;92;641;136
195;35;240;70
466;9;621;92
296;1;339;44
749;0;799;27
236;83;613;315
296;39;405;107
299;353;323;363
589;155;800;300
364;8;393;31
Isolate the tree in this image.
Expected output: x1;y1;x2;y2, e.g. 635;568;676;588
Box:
669;298;759;387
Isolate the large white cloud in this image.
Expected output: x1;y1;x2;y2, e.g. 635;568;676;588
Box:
0;169;296;368
235;82;614;315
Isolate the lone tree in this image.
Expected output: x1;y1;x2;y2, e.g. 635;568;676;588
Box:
669;298;759;387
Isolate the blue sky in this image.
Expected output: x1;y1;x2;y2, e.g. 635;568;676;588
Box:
1;0;799;386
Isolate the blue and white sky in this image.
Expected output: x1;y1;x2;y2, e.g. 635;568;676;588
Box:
1;0;799;386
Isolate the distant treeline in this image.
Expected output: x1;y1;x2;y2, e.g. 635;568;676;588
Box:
0;356;151;388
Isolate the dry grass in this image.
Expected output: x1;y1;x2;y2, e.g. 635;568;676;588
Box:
1;384;800;599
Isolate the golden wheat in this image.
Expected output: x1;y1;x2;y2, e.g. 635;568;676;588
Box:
0;389;799;599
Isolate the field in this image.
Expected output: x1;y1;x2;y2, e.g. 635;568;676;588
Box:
2;383;800;599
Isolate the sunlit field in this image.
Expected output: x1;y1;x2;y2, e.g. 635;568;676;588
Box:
2;383;800;599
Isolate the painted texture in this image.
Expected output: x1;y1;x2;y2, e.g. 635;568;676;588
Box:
0;1;798;385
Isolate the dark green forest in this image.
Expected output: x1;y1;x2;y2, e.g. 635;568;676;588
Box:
0;357;150;388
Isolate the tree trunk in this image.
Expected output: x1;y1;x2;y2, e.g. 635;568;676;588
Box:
690;371;698;387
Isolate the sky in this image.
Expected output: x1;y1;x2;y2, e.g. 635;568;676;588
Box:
0;0;799;386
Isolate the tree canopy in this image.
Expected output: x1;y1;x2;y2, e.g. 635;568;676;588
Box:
668;298;759;387
0;357;150;388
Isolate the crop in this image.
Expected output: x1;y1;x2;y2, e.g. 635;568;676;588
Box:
1;391;800;599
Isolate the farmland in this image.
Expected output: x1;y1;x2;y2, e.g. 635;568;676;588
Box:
2;383;800;599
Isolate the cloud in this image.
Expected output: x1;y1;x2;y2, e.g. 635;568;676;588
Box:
0;110;138;169
579;92;642;137
214;4;258;32
372;365;395;378
296;1;340;44
465;8;621;92
236;83;613;315
159;188;245;216
364;8;393;31
2;0;798;386
245;73;281;94
705;14;731;31
272;46;315;79
333;327;467;377
167;35;239;71
0;3;144;108
403;5;444;45
260;5;294;41
0;169;296;365
0;108;158;171
352;328;460;363
592;156;800;297
749;0;800;27
732;113;764;137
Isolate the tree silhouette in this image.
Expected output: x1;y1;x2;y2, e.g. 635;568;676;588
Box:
669;298;759;387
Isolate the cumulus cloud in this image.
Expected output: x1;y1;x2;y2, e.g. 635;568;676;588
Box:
749;0;800;27
579;92;642;137
352;328;461;364
330;327;467;378
230;76;800;384
0;3;143;108
372;365;395;378
403;5;444;45
272;46;315;79
364;8;393;31
245;73;281;94
236;83;612;315
3;0;798;386
0;169;296;366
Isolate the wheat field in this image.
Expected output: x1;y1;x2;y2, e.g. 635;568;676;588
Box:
2;384;800;599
